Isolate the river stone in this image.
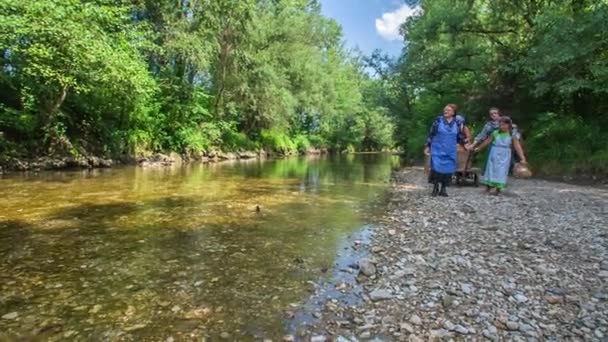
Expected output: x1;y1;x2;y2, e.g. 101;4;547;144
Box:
443;320;455;331
400;322;415;333
454;325;469;335
442;295;456;308
513;294;528;303
2;312;18;320
369;289;393;301
506;321;520;331
409;314;423;326
461;283;474;295
483;329;498;341
545;295;563;304
124;324;146;332
89;304;102;314
358;259;376;276
429;329;451;339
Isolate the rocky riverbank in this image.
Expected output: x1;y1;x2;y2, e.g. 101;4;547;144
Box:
302;167;608;341
0;148;330;173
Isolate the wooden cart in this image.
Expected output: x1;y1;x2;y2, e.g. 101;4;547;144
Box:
454;146;480;186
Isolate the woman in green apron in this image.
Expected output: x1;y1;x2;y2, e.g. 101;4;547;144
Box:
475;117;527;195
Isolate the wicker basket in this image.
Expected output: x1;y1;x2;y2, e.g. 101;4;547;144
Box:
514;163;532;178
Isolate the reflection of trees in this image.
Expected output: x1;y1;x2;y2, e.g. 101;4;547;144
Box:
0;155;397;339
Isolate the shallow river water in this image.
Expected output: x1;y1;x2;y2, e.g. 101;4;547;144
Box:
0;154;399;340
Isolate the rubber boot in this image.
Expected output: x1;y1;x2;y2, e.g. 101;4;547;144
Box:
432;183;439;197
439;182;448;197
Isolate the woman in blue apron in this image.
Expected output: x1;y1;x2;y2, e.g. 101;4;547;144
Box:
424;104;464;197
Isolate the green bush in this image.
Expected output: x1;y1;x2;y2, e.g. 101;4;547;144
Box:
221;130;258;151
526;113;608;174
176;127;212;154
307;134;326;148
293;135;311;153
260;129;296;154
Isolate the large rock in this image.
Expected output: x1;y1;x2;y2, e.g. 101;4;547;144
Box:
358;259;376;276
168;152;183;164
369;289;393;301
237;151;258;159
217;151;236;160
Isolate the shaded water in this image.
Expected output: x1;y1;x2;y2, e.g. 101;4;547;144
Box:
0;154;399;340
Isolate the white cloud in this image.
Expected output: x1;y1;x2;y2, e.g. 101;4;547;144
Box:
375;4;420;41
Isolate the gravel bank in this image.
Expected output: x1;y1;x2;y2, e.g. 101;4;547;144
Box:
308;167;608;341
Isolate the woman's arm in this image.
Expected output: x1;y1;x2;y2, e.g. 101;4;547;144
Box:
474;136;493;152
463;126;472;144
513;138;527;164
473;122;494;145
424;118;439;155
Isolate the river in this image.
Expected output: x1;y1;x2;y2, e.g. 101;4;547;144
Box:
0;154;400;340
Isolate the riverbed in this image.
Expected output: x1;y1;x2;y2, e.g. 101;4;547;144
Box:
0;155;400;340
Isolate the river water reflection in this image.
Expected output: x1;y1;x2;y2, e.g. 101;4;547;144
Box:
0;154;399;340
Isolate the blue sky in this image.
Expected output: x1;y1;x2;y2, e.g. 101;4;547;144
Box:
319;0;418;57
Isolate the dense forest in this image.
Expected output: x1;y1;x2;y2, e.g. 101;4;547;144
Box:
1;0;607;174
391;0;608;174
0;0;395;161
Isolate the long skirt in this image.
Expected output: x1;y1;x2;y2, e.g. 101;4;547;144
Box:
482;145;512;188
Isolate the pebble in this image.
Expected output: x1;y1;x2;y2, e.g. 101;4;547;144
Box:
506;321;520;331
442;295;456;308
369;289;393;301
453;324;469;334
220;332;231;339
310;336;326;342
461;283;474;295
124;324;146;332
545;295;563;304
1;312;18;320
482;329;498;341
358;259;377;276
409;314;422;326
400;322;414;333
302;169;608;341
89;304;102;314
443;320;455;330
513;294;529;304
429;329;451;339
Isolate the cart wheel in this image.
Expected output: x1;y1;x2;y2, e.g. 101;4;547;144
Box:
455;174;462;186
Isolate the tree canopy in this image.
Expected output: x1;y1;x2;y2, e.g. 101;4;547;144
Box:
0;0;396;159
1;0;607;174
394;0;608;173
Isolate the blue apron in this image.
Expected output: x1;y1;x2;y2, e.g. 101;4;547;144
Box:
431;118;458;174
